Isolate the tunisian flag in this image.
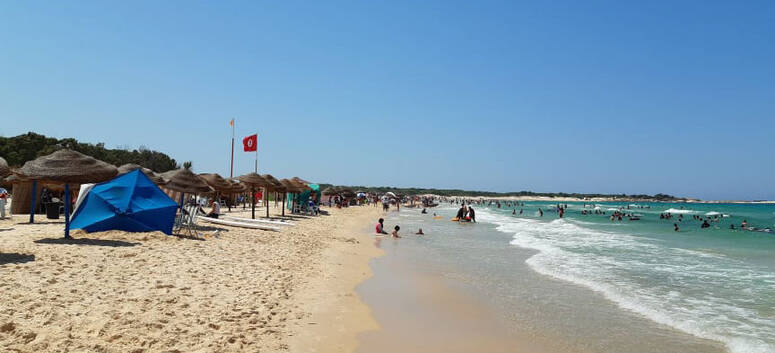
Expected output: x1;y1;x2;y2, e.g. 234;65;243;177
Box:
243;134;257;152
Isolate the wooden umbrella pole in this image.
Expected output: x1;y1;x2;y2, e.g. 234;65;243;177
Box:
64;183;71;238
29;180;37;223
251;187;256;219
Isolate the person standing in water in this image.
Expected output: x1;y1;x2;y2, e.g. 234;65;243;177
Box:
456;204;467;220
538;208;543;217
468;207;476;222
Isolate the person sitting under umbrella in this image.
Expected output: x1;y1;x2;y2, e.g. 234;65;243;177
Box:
206;199;221;218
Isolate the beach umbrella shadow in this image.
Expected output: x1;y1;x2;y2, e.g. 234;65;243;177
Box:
0;252;35;265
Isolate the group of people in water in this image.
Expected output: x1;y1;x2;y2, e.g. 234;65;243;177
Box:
375;217;424;238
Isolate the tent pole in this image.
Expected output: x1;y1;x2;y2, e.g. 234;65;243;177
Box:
64;183;71;238
29;180;37;223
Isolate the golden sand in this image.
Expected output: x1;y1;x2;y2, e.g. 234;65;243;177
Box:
0;205;380;353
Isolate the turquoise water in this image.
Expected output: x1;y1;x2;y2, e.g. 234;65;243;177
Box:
384;202;775;353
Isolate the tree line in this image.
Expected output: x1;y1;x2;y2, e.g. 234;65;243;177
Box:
318;183;680;201
0;132;179;172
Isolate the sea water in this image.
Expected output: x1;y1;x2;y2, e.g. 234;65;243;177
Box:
378;202;775;353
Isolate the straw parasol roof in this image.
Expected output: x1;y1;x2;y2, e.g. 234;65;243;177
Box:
292;176;311;185
261;174;285;192
339;187;356;198
160;168;212;194
226;179;248;194
17;149;118;184
198;173;232;192
236;173;270;189
117;164;165;185
322;187;338;196
0;157;9;178
280;179;303;193
288;178;311;191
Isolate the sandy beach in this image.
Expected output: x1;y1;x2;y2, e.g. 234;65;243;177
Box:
0;203;382;353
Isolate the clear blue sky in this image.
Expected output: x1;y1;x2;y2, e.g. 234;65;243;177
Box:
1;1;773;200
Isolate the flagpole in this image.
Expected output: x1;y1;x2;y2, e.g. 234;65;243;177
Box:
254;133;258;173
230;119;235;178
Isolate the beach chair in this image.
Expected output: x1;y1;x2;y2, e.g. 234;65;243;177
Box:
175;204;202;238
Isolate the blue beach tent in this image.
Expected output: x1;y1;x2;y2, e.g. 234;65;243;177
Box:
70;169;179;235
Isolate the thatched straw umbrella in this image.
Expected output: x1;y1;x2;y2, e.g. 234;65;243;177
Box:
160;169;212;209
117;164;165;185
292;176;311;185
278;179;301;216
16;149;118;237
236;173;271;219
226;179;248;194
322;187;338;196
198;173;231;193
0;157;9;178
260;174;286;217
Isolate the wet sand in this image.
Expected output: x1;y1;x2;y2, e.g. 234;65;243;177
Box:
356;235;556;353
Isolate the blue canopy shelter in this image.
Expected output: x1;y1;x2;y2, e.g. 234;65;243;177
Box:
70;170;179;235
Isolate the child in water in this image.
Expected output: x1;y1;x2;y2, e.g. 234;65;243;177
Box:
392;225;401;238
416;228;424;235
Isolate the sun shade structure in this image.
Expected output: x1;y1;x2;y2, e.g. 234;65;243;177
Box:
322;187;338;196
0;157;9;178
18;149;118;184
160;169;212;194
117;164;165;185
226;179;248;194
70;170;179;235
16;149;119;237
292;177;311;185
198;173;232;193
261;174;284;191
289;179;311;191
237;173;271;219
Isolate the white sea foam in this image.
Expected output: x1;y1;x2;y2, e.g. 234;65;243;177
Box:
476;209;775;353
663;208;696;214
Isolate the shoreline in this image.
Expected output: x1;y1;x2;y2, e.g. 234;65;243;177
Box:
286;206;383;353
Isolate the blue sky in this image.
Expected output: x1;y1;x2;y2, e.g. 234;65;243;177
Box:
1;1;773;200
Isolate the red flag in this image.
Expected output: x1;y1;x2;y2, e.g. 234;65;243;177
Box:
243;134;257;152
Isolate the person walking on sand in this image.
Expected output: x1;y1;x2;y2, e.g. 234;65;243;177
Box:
0;187;8;219
392;225;401;238
376;218;388;235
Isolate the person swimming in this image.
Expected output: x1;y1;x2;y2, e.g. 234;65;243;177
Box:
416;228;424;235
674;223;680;232
392;225;401;238
421;208;427;214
